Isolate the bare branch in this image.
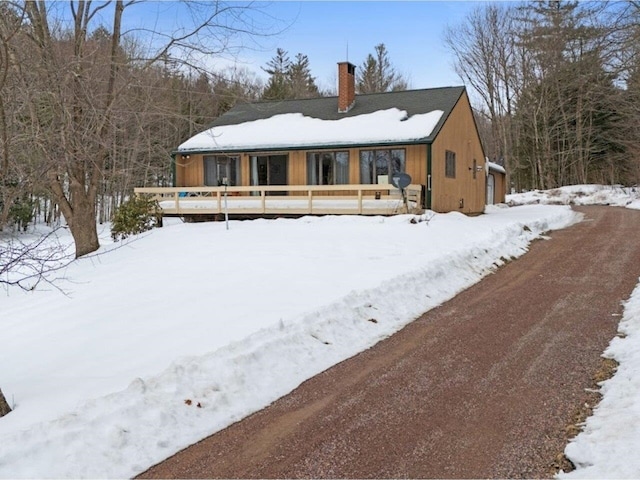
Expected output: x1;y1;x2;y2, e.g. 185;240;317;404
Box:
0;227;74;292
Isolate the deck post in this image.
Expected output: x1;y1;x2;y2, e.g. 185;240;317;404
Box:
223;182;229;230
358;188;363;214
261;189;266;213
174;191;180;214
308;189;313;213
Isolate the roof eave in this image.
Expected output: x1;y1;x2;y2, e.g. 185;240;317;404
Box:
172;138;434;156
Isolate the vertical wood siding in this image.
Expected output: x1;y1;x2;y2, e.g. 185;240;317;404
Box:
175;154;203;187
492;170;507;203
431;91;486;214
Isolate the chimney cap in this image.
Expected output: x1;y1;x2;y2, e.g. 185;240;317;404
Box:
337;61;356;74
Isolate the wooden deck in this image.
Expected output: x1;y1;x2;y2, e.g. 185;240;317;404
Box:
134;184;423;217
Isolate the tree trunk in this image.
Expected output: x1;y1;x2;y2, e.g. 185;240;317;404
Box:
48;172;100;258
67;201;100;258
0;388;11;417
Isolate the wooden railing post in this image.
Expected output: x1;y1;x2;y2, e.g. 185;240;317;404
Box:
134;184;426;216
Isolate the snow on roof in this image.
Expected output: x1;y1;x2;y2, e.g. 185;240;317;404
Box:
487;161;506;174
178;108;444;152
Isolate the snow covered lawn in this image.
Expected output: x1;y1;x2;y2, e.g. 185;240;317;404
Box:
0;185;638;479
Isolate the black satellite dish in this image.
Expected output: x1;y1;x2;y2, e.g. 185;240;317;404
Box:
391;172;412;189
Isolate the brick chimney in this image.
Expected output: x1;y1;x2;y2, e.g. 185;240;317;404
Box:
338;61;356;113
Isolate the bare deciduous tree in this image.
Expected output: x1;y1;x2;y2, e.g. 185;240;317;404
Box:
444;4;518;183
3;1;277;258
446;1;637;190
0;228;73;291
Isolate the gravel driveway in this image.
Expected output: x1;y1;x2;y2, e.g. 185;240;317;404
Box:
138;206;640;479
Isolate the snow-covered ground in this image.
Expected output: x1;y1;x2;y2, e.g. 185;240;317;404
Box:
508;183;640;210
0;185;638;479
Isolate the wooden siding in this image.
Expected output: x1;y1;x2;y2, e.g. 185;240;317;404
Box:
492;170;507;203
175;154;204;187
241;154;250;187
405;144;426;185
431;90;486;214
288;151;304;185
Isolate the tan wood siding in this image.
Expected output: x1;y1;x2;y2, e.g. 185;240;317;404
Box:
175;154;204;187
492;170;507;203
240;154;250;187
431;91;486;214
349;148;359;184
288;151;305;186
405;144;426;185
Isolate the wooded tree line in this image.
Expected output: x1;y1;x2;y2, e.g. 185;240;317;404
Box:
0;0;405;257
260;43;407;100
6;0;636;258
445;0;640;191
0;1;273;256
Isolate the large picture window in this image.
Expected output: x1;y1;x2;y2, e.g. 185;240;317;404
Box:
204;155;240;186
359;149;405;184
307;151;349;185
445;150;456;178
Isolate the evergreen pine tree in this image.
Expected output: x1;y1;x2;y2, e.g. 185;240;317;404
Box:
261;48;291;100
357;43;407;93
288;53;320;99
262;49;321;100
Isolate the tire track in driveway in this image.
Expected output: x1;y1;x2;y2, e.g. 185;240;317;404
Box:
138;206;640;479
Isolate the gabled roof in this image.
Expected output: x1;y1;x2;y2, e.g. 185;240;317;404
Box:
177;86;466;153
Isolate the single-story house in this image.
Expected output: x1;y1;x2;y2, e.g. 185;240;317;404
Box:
153;62;506;216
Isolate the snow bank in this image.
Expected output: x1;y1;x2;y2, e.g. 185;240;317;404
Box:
508;184;640;209
559;281;640;479
178;108;444;151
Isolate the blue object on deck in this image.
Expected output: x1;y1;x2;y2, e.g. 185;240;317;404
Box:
179;192;187;197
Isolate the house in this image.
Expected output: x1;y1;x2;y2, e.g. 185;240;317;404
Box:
140;62;506;217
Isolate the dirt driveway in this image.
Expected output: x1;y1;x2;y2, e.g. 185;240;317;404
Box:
139;206;640;479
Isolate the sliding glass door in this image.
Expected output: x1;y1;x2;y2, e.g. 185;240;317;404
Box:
250;155;288;195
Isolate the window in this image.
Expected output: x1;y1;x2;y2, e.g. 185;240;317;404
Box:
307;151;349;185
445;150;456;178
204;155;240;186
359;149;405;184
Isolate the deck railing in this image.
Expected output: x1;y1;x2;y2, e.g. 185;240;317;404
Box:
134;184;423;216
